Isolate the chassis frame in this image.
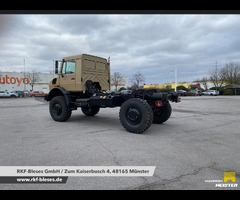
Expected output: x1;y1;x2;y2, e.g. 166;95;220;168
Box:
45;86;180;133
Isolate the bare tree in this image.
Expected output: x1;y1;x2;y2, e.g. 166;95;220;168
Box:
221;62;240;85
26;70;41;91
111;72;123;92
209;61;240;89
209;62;224;89
130;72;145;90
130;82;138;90
200;77;209;90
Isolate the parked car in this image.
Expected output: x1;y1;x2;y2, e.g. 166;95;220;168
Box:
120;90;132;95
188;90;202;96
9;91;19;97
202;90;219;96
23;90;30;97
0;91;18;98
29;91;48;97
177;90;187;96
14;91;25;97
196;90;202;96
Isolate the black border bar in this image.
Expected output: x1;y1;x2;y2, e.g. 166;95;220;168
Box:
1;10;240;14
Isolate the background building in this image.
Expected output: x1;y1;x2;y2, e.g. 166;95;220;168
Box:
0;72;128;93
110;76;128;92
143;82;220;90
0;72;57;93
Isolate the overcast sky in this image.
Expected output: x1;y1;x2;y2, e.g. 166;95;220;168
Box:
1;14;240;85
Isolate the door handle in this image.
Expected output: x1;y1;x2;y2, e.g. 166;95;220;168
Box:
71;78;75;80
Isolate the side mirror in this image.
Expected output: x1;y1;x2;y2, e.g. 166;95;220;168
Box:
55;60;59;74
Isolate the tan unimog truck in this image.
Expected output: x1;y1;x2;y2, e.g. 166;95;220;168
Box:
45;54;180;134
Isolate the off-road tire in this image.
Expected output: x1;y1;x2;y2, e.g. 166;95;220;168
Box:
49;96;72;122
81;106;100;116
119;98;153;134
152;101;172;124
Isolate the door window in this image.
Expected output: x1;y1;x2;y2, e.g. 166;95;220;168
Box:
62;61;75;74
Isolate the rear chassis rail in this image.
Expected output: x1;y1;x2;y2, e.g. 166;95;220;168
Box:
45;88;180;110
45;88;180;134
73;89;180;110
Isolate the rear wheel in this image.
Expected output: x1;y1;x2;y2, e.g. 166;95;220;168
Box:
81;105;100;116
49;96;72;122
119;98;153;134
152;101;172;124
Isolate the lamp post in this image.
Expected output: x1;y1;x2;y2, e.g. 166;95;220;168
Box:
174;66;177;92
166;69;174;84
24;59;26;98
166;66;178;91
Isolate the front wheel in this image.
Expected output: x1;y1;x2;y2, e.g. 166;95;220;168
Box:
49;96;72;122
119;98;153;134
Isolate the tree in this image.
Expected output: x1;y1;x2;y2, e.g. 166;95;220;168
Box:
111;72;123;92
200;77;209;91
130;72;145;90
209;62;225;89
118;87;126;92
176;85;188;91
209;61;240;89
26;70;41;91
221;62;240;85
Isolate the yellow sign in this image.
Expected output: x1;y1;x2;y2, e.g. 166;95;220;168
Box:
224;172;236;183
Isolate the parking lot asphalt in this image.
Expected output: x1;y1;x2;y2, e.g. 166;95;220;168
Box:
0;96;240;190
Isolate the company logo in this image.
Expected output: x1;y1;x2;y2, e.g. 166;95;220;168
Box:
205;172;238;188
0;75;29;86
224;172;236;183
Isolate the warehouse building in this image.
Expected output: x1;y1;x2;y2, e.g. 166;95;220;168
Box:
110;76;128;92
0;72;127;93
143;82;218;90
0;72;56;93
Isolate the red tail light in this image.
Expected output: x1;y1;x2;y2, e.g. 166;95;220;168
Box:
155;101;163;107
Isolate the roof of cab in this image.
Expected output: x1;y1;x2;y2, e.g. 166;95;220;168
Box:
63;54;107;62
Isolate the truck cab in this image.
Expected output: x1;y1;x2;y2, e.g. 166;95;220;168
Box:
49;54;110;92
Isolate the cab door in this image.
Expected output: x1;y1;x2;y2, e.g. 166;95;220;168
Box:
59;61;76;91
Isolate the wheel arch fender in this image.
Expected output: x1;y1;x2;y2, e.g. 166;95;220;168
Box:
46;87;71;106
47;87;67;100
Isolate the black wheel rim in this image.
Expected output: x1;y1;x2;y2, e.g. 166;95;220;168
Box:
53;103;62;116
126;108;142;125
